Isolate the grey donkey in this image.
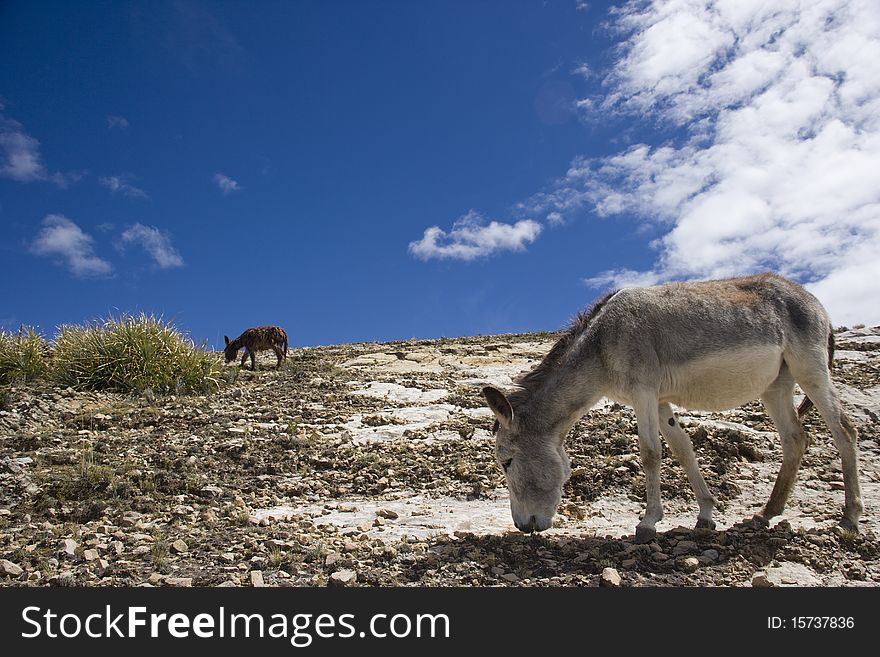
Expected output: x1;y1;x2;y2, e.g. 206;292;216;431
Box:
483;273;863;543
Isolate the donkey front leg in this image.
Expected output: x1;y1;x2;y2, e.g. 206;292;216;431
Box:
658;403;716;530
633;394;663;543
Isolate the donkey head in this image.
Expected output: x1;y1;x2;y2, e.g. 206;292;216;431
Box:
223;336;238;364
483;386;571;533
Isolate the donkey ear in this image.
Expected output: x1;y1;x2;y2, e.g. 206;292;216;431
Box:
224;336;230;346
482;386;513;430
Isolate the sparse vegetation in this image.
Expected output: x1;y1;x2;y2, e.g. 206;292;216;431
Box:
2;315;222;396
0;326;50;384
51;314;221;394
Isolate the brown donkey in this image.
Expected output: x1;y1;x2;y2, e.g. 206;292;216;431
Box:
224;326;288;370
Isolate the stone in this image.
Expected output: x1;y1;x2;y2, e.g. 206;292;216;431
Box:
500;573;520;583
681;557;700;572
761;562;821;587
218;580;238;587
82;549;100;561
377;509;399;520
600;567;621;587
751;571;773;587
328;570;357;587
1;559;24;577
701;548;719;561
672;540;698;556
250;570;265;587
171;540;188;554
58;538;78;557
165;577;193;587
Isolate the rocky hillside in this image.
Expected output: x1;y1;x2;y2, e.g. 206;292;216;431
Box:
1;327;879;587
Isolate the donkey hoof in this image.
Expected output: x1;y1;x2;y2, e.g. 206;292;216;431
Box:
749;514;770;529
695;518;716;530
634;526;656;544
837;517;859;534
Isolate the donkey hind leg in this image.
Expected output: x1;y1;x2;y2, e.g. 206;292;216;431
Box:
790;371;863;531
658;403;716;530
633;393;663;543
240;351;249;369
756;364;809;526
272;346;284;368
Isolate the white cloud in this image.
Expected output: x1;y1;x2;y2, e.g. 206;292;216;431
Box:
99;174;148;199
546;0;880;325
213;172;241;195
118;223;184;269
583;267;662;289
30;215;113;277
409;210;543;261
106;115;129;130
1;114;48;183
1;112;74;187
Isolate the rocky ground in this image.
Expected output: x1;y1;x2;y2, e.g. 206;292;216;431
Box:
1;327;879;587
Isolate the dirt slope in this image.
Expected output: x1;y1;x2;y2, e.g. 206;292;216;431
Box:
1;327;878;587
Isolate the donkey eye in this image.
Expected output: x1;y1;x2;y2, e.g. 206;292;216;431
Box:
501;458;512;471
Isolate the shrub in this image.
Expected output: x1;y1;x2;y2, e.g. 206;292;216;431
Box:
51;314;221;394
0;327;50;384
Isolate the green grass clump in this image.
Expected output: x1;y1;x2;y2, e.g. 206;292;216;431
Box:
52;314;221;394
0;327;50;384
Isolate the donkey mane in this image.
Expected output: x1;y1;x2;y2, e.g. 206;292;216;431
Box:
509;288;618;404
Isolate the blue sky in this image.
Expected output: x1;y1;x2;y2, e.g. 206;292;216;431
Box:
2;1;879;349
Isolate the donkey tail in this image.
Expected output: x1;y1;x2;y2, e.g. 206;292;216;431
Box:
280;328;289;358
797;329;835;419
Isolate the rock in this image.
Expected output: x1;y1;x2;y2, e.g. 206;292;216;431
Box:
760;562;821;587
218;580;238;587
672;540;698;556
701;549;719;561
58;538;78;557
325;552;343;568
171;540;188;554
200;485;224;497
1;559;24;577
82;549;100;561
165;577;193;587
377;509;399;520
621;558;639;569
55;571;76;587
600;567;621;587
844;562;867;581
328;570;357;587
751;571;773;587
250;571;265;587
501;573;520;583
681;557;700;572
